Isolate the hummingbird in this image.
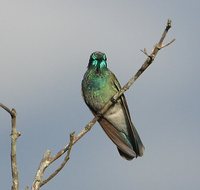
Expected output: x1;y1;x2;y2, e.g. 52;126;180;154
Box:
82;51;144;160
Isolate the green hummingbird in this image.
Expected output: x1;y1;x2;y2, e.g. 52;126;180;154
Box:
82;51;144;160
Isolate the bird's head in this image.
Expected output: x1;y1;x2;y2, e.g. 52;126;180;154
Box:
88;51;107;73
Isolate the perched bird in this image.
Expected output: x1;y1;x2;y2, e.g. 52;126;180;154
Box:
82;51;144;160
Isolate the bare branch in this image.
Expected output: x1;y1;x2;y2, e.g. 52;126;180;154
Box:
140;48;150;57
31;150;51;190
31;133;75;190
0;104;20;190
40;132;75;187
0;103;13;116
160;38;176;49
31;19;175;188
11;109;20;190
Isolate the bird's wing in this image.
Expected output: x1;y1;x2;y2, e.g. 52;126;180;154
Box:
112;73;145;157
98;116;137;159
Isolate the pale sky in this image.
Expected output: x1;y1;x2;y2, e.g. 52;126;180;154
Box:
0;0;199;190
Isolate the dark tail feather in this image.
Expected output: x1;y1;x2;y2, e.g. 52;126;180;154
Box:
118;121;145;160
117;126;144;160
130;122;145;157
118;148;135;160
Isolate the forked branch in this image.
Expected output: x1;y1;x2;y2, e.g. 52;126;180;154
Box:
1;19;175;190
31;19;175;189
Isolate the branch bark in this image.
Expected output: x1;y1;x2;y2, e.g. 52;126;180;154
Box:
31;19;175;189
0;104;21;190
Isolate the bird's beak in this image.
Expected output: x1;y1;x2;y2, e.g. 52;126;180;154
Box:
96;62;100;73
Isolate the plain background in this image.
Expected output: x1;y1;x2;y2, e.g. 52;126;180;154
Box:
0;0;199;190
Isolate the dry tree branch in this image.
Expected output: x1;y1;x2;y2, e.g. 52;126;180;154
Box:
40;132;75;187
30;19;175;189
31;150;51;190
31;133;75;190
0;103;21;190
0;103;13;115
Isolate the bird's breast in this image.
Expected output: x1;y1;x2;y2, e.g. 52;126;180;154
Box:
82;74;114;111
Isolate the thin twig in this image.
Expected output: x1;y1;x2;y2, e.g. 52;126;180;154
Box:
0;103;13;116
160;38;176;49
48;116;99;164
32;19;175;188
140;48;149;57
40;132;75;187
0;104;20;190
31;133;75;190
